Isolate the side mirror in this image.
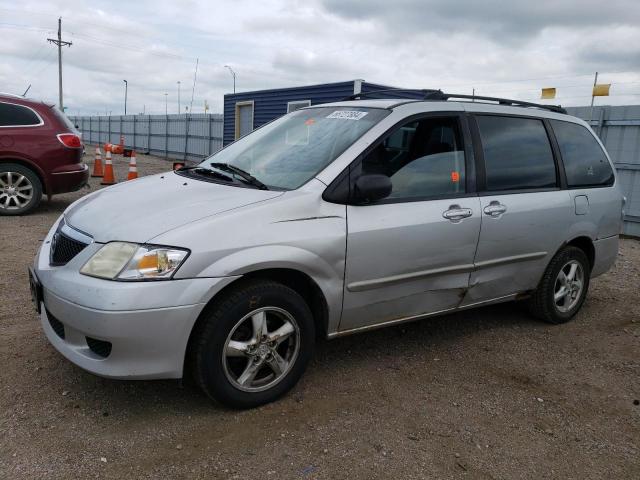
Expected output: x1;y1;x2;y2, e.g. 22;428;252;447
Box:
354;174;392;204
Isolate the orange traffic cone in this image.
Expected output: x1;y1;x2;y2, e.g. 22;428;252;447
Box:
127;151;138;180
100;145;117;185
91;146;104;177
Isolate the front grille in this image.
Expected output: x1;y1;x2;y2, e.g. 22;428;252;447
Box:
46;309;65;339
50;232;88;265
86;337;112;358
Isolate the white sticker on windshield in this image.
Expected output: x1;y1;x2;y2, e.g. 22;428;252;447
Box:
326;110;368;120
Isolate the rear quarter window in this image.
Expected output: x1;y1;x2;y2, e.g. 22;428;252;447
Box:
550;120;614;187
0;102;41;126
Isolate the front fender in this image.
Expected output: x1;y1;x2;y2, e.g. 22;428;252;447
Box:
196;245;344;334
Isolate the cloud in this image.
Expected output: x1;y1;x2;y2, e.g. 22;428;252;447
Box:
320;0;640;41
1;0;639;114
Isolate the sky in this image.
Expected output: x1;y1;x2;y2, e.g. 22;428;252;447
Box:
1;0;640;115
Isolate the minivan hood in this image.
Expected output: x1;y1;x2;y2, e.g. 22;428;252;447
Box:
65;172;283;243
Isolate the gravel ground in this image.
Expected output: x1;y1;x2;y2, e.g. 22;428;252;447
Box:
1;149;639;479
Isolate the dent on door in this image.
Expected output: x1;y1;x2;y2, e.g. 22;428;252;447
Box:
339;197;482;332
462;191;573;305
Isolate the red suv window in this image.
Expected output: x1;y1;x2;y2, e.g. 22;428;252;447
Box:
0;102;42;126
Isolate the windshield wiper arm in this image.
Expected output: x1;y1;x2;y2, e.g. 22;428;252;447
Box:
209;162;269;190
178;166;233;182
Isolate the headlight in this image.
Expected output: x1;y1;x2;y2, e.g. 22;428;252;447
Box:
80;242;189;281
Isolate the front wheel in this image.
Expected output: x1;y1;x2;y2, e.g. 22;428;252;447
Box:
191;280;315;409
528;246;591;324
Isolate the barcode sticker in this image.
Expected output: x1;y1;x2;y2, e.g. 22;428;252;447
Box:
326;110;368;120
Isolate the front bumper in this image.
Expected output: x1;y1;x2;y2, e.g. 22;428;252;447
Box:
40;289;207;379
33;222;239;379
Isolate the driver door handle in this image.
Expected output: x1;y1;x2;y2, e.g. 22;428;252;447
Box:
443;205;473;221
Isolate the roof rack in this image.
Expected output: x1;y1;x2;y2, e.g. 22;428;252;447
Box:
346;88;567;114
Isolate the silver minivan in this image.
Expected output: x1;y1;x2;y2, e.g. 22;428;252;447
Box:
30;91;624;408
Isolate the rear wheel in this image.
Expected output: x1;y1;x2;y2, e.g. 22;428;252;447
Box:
0;164;42;216
528;246;590;324
191;280;315;409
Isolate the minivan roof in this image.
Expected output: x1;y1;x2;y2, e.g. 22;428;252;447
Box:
316;98;578;123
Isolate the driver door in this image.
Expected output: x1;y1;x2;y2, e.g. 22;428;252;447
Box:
339;114;481;332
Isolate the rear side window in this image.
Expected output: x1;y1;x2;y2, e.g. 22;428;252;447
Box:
550;120;614;187
0;102;41;126
476;115;557;191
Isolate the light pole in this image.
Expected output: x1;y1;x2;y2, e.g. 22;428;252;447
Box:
164;93;168;115
177;81;181;114
123;79;128;115
224;65;236;93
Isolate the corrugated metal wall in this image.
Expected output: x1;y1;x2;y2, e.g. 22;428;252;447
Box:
566;106;640;236
69;114;223;161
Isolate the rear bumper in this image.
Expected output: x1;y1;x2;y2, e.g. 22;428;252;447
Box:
49;163;89;194
591;235;619;278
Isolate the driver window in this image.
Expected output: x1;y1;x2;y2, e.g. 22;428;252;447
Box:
360;116;466;200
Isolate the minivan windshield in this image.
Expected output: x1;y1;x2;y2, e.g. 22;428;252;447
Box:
197;106;389;190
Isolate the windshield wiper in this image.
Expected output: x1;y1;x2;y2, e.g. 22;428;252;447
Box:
209;162;269;190
178;166;233;182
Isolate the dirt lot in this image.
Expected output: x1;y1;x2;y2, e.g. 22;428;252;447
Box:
1;149;639;479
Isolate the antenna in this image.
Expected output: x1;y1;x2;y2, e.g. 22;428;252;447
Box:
190;58;199;113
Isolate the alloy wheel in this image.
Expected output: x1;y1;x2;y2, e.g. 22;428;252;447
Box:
0;171;34;211
222;307;300;392
553;260;585;313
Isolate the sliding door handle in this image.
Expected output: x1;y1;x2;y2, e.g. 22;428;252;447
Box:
483;201;507;217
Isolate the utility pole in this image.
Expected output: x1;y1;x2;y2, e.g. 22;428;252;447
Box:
47;17;72;111
177;81;181;114
164;93;168;115
589;71;598;122
123;79;128;115
224;65;236;93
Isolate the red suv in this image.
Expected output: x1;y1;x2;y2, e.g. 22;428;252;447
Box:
0;93;88;215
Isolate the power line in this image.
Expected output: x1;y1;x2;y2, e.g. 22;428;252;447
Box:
30;52;58;78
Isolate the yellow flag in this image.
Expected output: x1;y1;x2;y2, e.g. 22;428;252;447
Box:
593;84;611;96
541;87;556;99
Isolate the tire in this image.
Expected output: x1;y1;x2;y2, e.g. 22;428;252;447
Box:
191;280;315;409
0;163;42;216
528;246;591;324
